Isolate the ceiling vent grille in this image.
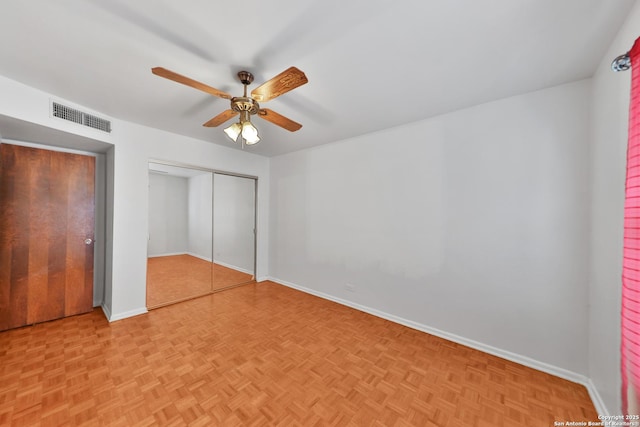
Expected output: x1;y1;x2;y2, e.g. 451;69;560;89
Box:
51;101;112;133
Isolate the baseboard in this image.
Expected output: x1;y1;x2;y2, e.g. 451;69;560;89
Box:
105;306;148;322
584;378;609;416
268;277;604;412
148;251;187;258
187;252;213;263
214;259;253;275
101;303;112;321
148;252;214;262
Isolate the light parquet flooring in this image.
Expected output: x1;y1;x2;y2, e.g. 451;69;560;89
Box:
212;264;253;291
0;281;597;426
146;255;253;308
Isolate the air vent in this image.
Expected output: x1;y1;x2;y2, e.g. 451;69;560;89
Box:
83;112;111;133
51;101;112;133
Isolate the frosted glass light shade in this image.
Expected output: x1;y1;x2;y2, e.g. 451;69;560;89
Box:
245;135;260;145
242;121;260;145
224;122;242;141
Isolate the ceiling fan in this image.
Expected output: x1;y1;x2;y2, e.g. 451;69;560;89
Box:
151;66;308;146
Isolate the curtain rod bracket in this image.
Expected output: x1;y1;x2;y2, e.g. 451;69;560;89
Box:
612;52;631;72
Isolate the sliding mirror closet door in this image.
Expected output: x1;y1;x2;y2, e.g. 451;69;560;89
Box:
146;163;213;308
212;173;256;290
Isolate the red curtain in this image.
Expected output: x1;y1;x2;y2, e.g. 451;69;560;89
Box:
622;37;640;414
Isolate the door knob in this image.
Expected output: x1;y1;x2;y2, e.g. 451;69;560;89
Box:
84;238;93;245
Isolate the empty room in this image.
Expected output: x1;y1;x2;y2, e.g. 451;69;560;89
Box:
1;0;640;425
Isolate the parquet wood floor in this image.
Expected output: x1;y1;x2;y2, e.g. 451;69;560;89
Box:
212;263;253;291
146;255;253;309
0;281;597;426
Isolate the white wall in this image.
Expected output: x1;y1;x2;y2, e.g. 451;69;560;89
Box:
270;79;591;376
213;174;256;273
588;0;640;414
0;74;270;321
188;173;213;261
147;173;188;256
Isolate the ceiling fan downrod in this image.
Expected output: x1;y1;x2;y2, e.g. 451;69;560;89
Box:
230;71;260;116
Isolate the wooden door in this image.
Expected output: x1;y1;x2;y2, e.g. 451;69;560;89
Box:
0;144;95;331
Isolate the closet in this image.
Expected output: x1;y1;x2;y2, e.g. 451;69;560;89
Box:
146;162;256;308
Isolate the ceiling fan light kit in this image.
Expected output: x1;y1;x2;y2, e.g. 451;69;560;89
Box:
240;120;260;145
151;67;308;148
223;122;242;141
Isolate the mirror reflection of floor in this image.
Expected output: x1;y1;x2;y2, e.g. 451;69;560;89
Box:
146;254;253;309
212;263;254;290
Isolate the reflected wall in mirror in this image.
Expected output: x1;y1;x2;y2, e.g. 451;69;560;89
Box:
212;173;256;290
146;162;213;308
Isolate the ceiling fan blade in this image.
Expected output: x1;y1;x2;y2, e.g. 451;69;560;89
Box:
257;109;302;132
203;110;238;127
152;67;232;100
251;67;308;102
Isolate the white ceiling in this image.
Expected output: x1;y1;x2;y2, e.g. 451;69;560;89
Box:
0;0;634;157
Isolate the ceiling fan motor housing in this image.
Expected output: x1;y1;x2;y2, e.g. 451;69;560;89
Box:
230;97;259;115
232;71;259;115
